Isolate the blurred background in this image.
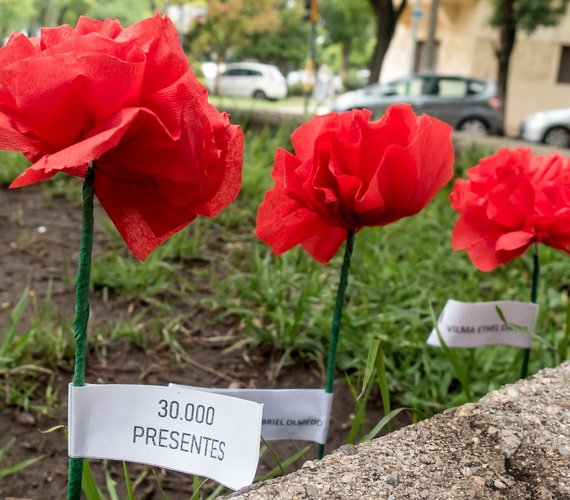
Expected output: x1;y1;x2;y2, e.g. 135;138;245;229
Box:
2;0;570;142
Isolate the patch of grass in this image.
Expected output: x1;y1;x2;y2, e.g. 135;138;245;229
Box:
453;143;492;178
210;135;570;415
209;95;306;113
0;151;30;186
5;127;568;419
0;286;73;413
0;438;43;481
91;219;209;304
3;123;570;497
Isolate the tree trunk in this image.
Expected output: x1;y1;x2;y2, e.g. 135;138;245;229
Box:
214;48;227;95
341;40;351;78
368;0;408;84
495;0;516;134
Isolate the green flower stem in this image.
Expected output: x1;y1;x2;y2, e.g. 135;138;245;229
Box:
520;244;539;380
67;167;95;500
317;230;355;459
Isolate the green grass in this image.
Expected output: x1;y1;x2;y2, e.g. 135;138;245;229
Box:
209;127;570;414
3;126;568;417
209;95;306;113
2;124;570;496
0;286;73;413
0;151;30;186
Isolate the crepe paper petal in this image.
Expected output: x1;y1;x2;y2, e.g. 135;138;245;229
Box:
255;104;454;263
451;148;570;271
0;14;243;260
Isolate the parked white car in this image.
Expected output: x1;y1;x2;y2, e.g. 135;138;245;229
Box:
520;107;570;148
207;62;287;100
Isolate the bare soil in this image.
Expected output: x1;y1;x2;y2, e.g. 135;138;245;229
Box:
0;184;404;499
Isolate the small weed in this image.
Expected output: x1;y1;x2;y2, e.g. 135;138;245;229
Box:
0;287;73;413
0;151;29;186
0;438;43;481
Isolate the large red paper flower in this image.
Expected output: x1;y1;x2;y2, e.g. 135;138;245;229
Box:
0;15;243;260
450;148;570;271
255;105;454;263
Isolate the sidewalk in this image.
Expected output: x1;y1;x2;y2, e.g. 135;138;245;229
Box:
216;100;570;157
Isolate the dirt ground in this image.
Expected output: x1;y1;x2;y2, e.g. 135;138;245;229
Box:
0;183;402;499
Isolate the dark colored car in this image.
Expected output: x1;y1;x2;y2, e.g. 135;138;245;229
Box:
332;74;503;135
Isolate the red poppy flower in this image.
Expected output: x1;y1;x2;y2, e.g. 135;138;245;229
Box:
450;148;570;271
0;15;243;260
255;105;454;263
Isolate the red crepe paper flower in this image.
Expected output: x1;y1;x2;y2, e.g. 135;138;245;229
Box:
255;105;455;263
450;148;570;272
0;15;243;260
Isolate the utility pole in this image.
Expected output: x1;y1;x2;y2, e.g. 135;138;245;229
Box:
409;0;424;74
303;0;318;115
424;0;440;72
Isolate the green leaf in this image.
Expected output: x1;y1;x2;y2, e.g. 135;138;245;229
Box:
361;408;408;442
191;475;209;500
562;293;570;361
255;445;310;483
375;340;392;432
430;304;472;400
0;286;29;357
122;462;135;500
0;455;44;479
82;460;103;500
357;338;380;401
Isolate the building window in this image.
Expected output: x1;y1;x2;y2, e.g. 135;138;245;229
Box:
557;46;570;84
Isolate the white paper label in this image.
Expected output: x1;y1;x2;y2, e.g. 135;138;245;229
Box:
170;385;333;445
427;299;538;349
68;384;263;490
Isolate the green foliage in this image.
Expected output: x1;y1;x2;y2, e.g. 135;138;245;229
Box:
82;459;103;500
0;151;30;186
189;0;281;63
3;121;570;495
491;0;570;33
0;438;43;480
233;2;309;70
211;132;570;416
86;0;151;26
0;286;73;412
0;0;153;40
29;0;95;28
0;0;35;40
91;223;202;303
453;143;492;178
320;0;373;73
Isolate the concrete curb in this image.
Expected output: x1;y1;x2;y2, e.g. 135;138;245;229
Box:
223;106;570;157
228;362;570;499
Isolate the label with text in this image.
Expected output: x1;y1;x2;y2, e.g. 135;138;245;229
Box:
68;384;263;490
170;385;333;444
427;299;537;348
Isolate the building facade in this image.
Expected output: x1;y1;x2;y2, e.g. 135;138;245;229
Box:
380;0;570;134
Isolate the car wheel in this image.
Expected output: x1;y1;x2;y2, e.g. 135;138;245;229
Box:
543;127;570;149
252;90;267;100
457;118;489;136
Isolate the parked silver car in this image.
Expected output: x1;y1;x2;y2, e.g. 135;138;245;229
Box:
520;108;570;148
332;74;503;135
